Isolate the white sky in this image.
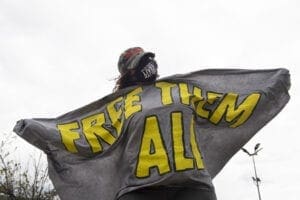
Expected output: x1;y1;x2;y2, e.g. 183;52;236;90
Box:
1;0;299;199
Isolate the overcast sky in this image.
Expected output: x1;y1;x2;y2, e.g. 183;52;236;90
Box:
1;0;299;199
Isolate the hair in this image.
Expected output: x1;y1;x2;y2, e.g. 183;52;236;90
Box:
113;69;137;92
113;57;159;92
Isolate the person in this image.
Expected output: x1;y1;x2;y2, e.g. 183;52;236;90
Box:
115;47;217;200
13;47;290;200
114;47;159;91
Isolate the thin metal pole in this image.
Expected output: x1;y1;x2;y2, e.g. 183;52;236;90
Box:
252;156;262;200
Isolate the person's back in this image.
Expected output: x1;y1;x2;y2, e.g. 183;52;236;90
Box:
115;47;217;200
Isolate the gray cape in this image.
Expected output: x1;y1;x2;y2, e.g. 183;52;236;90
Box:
14;68;290;200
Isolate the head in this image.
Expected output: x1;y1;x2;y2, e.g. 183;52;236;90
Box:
114;47;159;91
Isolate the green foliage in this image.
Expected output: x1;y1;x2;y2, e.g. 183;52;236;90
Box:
0;134;58;200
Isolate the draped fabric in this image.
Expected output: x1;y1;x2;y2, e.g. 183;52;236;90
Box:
13;68;290;200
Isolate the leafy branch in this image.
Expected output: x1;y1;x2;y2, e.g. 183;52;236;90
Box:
0;133;58;200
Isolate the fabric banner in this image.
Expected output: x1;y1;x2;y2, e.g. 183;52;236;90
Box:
13;68;290;200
